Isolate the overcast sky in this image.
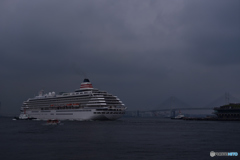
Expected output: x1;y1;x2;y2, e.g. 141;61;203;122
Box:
0;0;240;115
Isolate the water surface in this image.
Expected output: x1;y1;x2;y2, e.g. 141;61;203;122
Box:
0;117;239;160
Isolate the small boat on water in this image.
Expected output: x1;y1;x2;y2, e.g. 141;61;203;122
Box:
46;119;61;125
174;114;185;119
13;113;37;120
171;110;185;119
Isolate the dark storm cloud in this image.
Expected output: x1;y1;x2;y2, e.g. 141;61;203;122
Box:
0;0;240;114
179;0;240;66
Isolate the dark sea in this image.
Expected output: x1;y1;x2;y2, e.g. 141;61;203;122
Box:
0;117;239;160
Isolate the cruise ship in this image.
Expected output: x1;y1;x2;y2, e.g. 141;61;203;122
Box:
19;79;127;121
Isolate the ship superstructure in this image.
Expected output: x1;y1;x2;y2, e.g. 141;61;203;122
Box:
213;103;240;118
20;79;126;120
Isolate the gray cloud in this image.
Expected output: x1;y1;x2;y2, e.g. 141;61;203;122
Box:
0;0;240;114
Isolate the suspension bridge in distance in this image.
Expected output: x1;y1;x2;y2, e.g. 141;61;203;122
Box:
126;93;240;118
128;107;214;118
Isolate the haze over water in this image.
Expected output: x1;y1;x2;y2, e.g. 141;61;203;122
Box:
1;117;239;160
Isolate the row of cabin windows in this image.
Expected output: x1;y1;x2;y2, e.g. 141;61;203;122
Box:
27;98;120;105
29;95;91;102
41;106;82;110
96;109;122;111
93;112;125;114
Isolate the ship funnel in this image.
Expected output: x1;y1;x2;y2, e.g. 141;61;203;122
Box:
83;78;90;82
80;79;93;89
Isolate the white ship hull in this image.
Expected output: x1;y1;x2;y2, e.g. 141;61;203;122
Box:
26;108;125;121
20;78;126;121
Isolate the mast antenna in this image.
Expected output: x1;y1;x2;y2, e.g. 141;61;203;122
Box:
225;92;230;104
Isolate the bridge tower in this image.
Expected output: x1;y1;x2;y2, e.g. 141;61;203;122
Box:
225;92;230;104
170;109;175;118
